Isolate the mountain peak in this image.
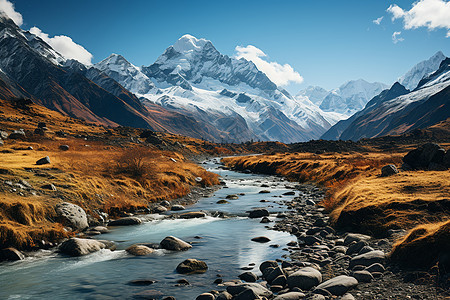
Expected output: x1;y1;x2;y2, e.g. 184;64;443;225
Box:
173;34;210;53
399;51;446;90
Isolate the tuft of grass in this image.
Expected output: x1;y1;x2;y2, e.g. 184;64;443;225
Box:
390;220;450;272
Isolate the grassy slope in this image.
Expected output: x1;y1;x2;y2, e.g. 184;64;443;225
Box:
0;99;221;249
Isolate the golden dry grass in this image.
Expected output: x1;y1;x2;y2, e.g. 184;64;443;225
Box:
222;149;450;236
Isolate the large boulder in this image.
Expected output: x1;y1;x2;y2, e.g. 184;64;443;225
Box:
179;211;206;219
108;217;142;226
176;259;208;274
403;143;446;170
349;250;385;268
126;244;154;256
160;236;192;251
248;208;270;218
55;202;89;231
36;156;50;165
381;164;398;177
59;238;106;256
0;247;25;261
287;267;322;290
315;275;358;296
226;282;273;298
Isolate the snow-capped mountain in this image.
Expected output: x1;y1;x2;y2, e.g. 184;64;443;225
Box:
95;34;339;143
322;55;450;141
319;79;388;116
296;86;329;106
398;51;446;91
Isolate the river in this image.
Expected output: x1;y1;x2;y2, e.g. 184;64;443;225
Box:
0;158;298;299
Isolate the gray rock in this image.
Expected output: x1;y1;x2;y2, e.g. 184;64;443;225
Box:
344;233;371;245
346;241;368;255
160;200;171;207
176;259;208;274
0;130;8;139
126;244;154;256
352;270;373;283
264;266;284;283
273;292;305;300
36;156;50;165
171;205;185;211
8;129;25;139
315;275;358;296
332;246;347;254
260;260;278;273
365;263;385;273
227;282;272;297
153;205;167;213
160;236;192;251
108;217;142;226
358;245;374;255
0;247;25;261
287;267;322;290
196;293;215;300
239;271;258;282
340;294;356;300
349;250;385;268
55;202;89;231
299;235;322;246
248;208;270;218
381;164;398;177
0;138;3;146
272;275;287;286
59;238;106;256
260;216;271;223
179;211;206;219
59;145;69;151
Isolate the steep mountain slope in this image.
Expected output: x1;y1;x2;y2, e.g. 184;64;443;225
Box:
338;58;450;141
399;51;446;91
319;79;388;116
96;35;338;143
0;14;221;139
295;86;329;106
321;82;409;140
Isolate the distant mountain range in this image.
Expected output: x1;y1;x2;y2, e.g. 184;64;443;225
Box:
322;52;449;141
0;13;447;143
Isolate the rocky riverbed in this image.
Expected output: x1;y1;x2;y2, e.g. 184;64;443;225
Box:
192;183;449;300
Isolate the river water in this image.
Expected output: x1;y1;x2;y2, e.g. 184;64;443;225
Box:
0;159;298;299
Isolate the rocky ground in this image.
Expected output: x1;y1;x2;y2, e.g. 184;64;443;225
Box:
191;184;449;300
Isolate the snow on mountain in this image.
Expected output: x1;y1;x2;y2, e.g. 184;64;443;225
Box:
95;34;341;143
296;86;329;106
398;51;446;91
95;54;158;95
319;79;388;117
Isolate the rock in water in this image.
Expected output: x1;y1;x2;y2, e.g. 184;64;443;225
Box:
108;217;142;226
381;164;398;177
0;248;25;261
287;267;322;290
176;259;208;274
36;156;50;165
196;293;215;300
238;271;258;282
160;236;192;251
248;208;270;218
126;245;154;256
59;238;106;256
179;211;206;219
251;236;271;243
315;275;358;296
226;282;273;298
171;205;185;211
55;202;89;231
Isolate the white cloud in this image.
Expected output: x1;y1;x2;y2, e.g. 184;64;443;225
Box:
387;0;450;37
392;31;405;43
235;45;303;86
0;0;23;26
373;16;384;25
30;26;93;65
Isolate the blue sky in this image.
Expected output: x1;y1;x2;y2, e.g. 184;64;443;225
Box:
6;0;450;93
